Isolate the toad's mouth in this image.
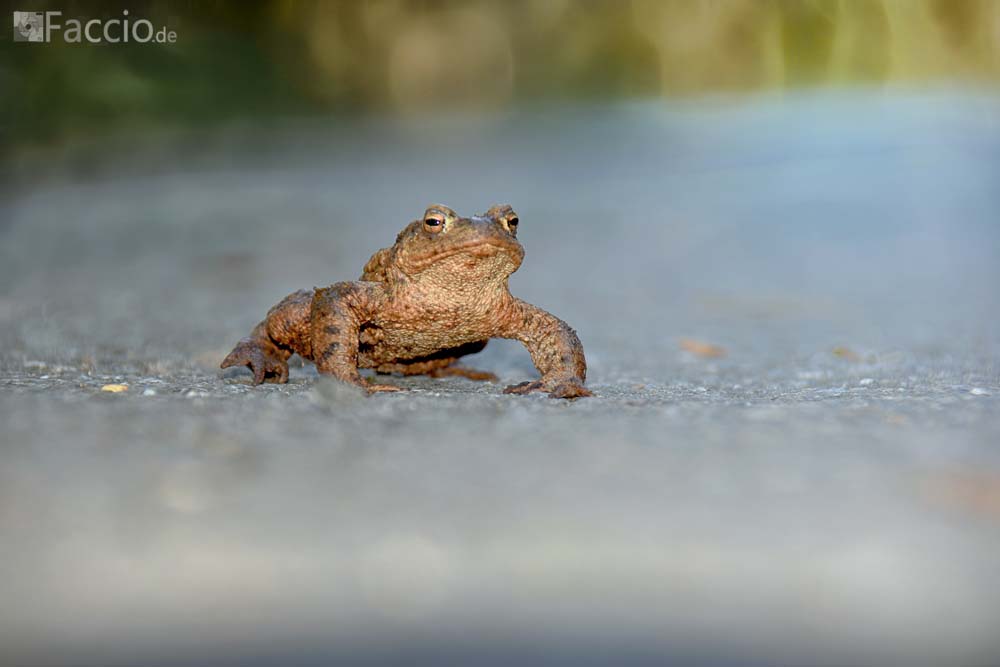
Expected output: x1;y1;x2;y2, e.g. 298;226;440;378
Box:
408;236;524;271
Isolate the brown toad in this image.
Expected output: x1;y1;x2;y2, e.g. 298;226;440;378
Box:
221;204;591;398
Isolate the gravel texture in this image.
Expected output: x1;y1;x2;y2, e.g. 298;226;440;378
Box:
2;91;999;666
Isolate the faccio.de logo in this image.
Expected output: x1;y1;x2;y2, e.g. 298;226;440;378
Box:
13;10;177;44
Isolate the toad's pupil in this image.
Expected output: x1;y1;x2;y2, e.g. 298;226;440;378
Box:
426;218;442;226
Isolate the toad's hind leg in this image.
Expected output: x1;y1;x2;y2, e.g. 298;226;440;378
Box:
428;364;498;382
375;341;497;382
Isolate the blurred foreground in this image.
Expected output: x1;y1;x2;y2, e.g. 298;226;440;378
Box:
1;90;1000;665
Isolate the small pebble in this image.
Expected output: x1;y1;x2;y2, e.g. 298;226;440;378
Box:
142;388;157;396
859;378;874;386
100;384;129;393
969;388;990;396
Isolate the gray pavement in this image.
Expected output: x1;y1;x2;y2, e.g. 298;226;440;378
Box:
2;90;999;666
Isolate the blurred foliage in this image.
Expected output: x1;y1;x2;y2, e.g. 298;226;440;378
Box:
2;0;1000;155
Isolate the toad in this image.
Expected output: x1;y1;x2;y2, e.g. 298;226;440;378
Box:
221;204;591;398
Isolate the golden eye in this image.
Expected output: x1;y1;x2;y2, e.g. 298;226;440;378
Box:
505;216;519;236
424;215;445;233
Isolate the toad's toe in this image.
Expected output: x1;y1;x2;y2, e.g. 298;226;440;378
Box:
503;380;545;395
366;382;404;393
548;381;592;399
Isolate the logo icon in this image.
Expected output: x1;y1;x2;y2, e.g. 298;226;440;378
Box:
13;11;44;42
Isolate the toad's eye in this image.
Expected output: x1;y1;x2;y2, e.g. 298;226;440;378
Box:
424;216;445;233
508;217;518;228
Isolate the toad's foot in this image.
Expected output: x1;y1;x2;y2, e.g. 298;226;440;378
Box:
429;366;499;382
503;378;592;399
221;340;289;385
365;379;404;393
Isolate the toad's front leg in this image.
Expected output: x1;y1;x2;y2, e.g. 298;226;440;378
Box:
310;282;401;393
499;298;592;399
221;289;314;384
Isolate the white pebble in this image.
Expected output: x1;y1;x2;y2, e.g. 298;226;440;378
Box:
859;378;874;386
142;388;157;396
970;388;990;396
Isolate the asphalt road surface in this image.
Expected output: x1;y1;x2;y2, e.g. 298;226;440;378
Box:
2;90;999;666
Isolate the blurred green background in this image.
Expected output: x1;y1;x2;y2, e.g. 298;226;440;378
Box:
3;0;1000;163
